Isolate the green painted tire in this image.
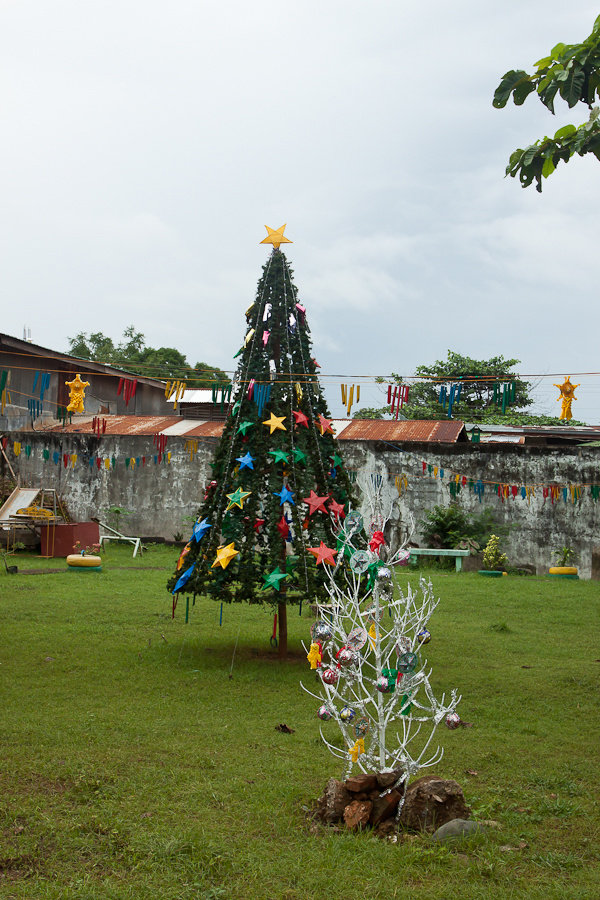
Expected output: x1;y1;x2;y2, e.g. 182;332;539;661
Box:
478;570;503;577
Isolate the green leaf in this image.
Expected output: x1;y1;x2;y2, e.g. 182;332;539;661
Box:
551;42;567;58
553;123;577;140
559;63;586;107
513;81;536;105
542;156;556;178
522;144;540;166
538;81;559;113
534;55;552;70
493;70;530;108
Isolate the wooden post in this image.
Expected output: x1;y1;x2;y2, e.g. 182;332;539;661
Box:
277;599;288;659
278;542;288;658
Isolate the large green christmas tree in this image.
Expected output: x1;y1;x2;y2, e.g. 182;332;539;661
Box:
168;226;355;656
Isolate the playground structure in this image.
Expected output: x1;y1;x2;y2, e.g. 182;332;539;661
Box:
91;516;142;557
0;486;67;554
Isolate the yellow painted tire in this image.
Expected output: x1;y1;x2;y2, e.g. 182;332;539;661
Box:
548;566;578;575
66;554;102;568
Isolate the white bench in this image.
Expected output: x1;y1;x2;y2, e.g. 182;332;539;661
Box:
408;548;470;572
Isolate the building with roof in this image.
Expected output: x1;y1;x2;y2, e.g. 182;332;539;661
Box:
0;332;177;430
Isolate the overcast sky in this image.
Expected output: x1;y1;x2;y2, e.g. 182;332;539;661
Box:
1;1;599;422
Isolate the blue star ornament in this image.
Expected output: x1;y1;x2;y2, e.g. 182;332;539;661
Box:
192;518;211;542
172;563;196;593
236;452;255;470
274;484;295;506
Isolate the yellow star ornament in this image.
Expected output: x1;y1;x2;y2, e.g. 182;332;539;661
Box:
260;224;292;249
263;412;286;434
211;543;239;570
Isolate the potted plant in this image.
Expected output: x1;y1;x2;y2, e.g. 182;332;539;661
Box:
549;546;578;579
66;541;102;572
479;534;507;577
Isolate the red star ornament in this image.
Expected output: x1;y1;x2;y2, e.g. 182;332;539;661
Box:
277;515;290;539
318;414;334;435
369;531;386;553
328;498;346;520
253;518;266;532
308;541;337;566
292;409;309;428
303;490;330;515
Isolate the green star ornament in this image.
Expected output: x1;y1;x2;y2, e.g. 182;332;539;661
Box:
226;487;252;511
236;420;254;436
261;567;289;591
269;449;289;464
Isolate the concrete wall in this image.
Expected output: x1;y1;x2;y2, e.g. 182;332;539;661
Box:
2;432;215;540
4;433;600;576
341;441;600;579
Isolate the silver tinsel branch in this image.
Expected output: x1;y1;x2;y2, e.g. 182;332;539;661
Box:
300;507;461;816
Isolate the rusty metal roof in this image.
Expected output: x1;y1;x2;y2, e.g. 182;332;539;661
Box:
39;416;466;444
335;419;467;443
40;416;190;436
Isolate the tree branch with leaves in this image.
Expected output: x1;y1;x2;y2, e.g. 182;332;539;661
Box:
494;14;600;191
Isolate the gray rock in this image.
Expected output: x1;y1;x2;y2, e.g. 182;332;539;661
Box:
431;818;482;842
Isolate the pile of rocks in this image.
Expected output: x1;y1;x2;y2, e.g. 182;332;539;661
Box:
313;772;470;838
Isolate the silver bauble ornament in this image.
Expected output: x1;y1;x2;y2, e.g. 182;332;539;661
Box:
346;626;368;651
344;511;364;535
376;566;392;581
397;651;419;673
445;712;462;730
354;716;370;737
321;667;339;685
337;648;355;667
376;675;391;693
350;549;371;574
312;620;333;643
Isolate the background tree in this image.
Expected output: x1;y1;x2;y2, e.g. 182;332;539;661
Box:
167;242;355;657
493;14;600;191
68;327;228;385
353;351;586;425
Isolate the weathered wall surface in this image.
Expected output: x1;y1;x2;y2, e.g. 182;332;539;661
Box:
5;433;600;577
341;441;600;579
3;433;215;540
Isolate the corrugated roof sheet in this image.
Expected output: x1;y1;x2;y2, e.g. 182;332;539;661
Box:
336;420;466;443
41;416;186;435
39;416;467;443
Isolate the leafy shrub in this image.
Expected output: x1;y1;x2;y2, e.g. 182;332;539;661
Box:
554;546;576;566
419;504;505;550
482;534;508;571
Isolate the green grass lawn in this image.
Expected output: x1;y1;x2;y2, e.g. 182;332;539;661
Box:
1;545;599;899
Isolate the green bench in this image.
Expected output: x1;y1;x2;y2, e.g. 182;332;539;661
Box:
408;548;470;572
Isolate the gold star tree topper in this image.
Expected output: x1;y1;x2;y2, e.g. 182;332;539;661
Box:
260;224;292;249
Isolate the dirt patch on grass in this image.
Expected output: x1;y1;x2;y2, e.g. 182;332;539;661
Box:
0;853;43;880
0;773;72;796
